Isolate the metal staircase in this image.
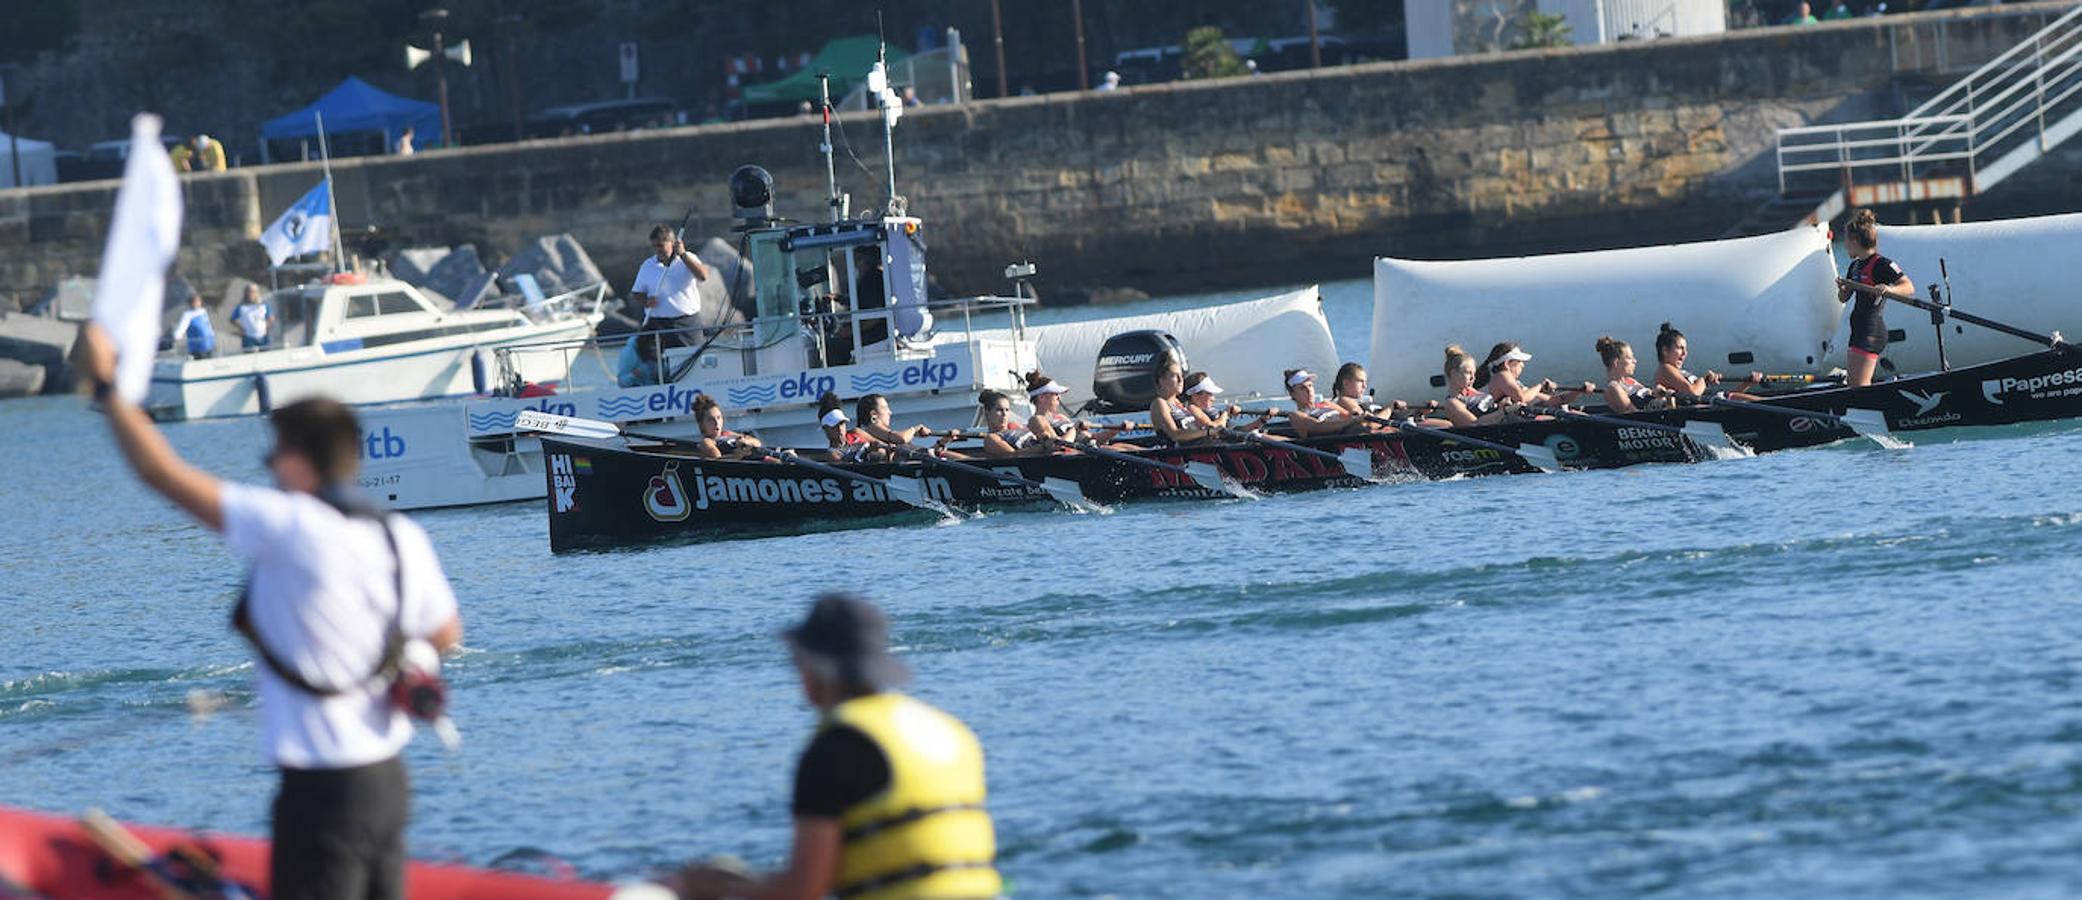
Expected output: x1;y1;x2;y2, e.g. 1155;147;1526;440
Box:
1742;3;2082;235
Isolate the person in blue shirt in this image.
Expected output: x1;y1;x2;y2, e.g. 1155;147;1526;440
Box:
170;295;217;360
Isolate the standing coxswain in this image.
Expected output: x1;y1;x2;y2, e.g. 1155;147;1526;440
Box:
74;325;462;900
669;594;1001;900
1835;208;1914;388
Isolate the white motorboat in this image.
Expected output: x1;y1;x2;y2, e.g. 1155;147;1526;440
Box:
144;273;605;421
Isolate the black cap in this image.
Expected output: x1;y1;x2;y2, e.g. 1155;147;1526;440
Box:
782;593;910;689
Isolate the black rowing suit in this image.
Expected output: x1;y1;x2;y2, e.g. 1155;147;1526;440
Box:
1845;253;1905;356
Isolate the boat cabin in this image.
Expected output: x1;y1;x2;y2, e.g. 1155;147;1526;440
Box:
264;275;535;353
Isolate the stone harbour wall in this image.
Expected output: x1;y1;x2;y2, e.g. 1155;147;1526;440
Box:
1;3;2075;310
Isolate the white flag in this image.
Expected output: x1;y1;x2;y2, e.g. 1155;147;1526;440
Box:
90;114;183;405
258;178;332;266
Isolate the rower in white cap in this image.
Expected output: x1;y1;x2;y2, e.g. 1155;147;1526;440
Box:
1280;368;1364;438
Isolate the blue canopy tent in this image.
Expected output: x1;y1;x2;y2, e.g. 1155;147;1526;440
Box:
259;76;441;162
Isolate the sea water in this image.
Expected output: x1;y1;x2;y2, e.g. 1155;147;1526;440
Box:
8;281;2082;897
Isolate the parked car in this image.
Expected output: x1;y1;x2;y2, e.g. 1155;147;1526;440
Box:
524;97;683;138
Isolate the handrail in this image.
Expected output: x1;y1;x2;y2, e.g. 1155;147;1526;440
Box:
1774;2;2082;199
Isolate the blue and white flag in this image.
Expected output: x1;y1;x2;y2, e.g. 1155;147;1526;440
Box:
258;179;332;266
90;113;183;404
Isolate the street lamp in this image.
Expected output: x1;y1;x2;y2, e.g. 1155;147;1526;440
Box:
405;8;472;147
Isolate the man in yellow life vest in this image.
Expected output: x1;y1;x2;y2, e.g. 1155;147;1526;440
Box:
170;134;227;172
673;594;1002;900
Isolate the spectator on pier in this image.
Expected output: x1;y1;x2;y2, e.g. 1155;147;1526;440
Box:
1823;2;1853;19
171;134;227;172
395;126;416;156
1789;2;1820;24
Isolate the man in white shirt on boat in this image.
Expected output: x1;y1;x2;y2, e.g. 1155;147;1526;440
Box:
74;325;463;900
233;284;275;351
630;224;712;365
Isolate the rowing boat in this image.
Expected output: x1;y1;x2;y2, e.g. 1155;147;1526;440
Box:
541;344;2082;550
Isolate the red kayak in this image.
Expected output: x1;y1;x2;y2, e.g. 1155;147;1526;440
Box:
0;805;634;899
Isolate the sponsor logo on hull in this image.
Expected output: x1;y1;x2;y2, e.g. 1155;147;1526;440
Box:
550;453;581;513
1983;365;2082;405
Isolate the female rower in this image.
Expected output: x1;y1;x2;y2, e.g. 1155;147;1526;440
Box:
691;393;764;459
816;392;883;463
1835;207;1913;387
1181;371;1274;436
1593;336;1667;414
1023;371;1127;448
1435;345;1497;427
1476;341;1593;410
1653;323;1762;401
856;392;939;445
1149;353;1216;445
1281;368;1363;438
1327;363;1376;418
975;390;1048;458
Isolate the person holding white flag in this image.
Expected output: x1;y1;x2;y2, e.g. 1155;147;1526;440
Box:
259;178;334;267
78;115;463;900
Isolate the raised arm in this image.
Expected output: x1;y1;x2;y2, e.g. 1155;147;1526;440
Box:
76;325;224;531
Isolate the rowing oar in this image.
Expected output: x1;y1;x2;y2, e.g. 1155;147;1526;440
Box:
1694;396;1890;439
1351;411;1564;474
1216;421;1374;480
1524;405;1737;452
514;411;951;514
82;808;257;900
1840;278;2072;351
882;444;1103;512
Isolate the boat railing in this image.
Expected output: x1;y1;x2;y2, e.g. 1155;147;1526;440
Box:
486;294;1034;398
508;281;609;324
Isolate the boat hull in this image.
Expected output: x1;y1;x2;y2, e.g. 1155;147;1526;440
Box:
145;318;597;421
542;348;2082;550
0;805;616;900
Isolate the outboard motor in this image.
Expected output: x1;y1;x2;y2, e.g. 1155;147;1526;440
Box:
1090;330;1186;414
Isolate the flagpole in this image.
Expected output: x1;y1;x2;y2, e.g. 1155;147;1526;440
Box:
314;111;343;275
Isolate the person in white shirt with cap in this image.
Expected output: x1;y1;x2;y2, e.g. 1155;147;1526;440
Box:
73;325;461;900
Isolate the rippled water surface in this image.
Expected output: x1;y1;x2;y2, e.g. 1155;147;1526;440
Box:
9;281;2082;897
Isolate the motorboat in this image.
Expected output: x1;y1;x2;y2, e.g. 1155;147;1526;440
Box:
144;273;605;421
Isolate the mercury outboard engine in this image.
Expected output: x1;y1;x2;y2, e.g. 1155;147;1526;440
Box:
1090;330;1186;414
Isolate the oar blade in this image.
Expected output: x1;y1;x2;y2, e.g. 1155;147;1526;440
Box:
1515;443;1564;474
515;410;621;440
1680;420;1736;450
1183;461;1231;494
1041;477;1103;513
1338;447;1375;480
1841;408;1889;436
884;475;932;509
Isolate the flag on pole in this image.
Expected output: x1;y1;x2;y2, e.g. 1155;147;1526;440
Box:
258;178;332;266
90;113;183;405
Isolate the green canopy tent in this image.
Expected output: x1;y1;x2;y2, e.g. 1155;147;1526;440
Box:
741;35;909;107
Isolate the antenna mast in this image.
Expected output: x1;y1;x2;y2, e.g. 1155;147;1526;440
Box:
819;73;841;223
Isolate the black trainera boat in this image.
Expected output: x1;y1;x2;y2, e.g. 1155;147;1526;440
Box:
537;343;2082;550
